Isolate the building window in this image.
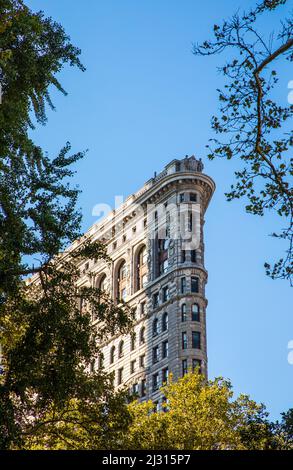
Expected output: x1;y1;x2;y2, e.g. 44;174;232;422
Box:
182;359;188;377
141;301;146;316
153;345;159;364
191;276;199;293
166;211;171;238
110;346;115;364
140;327;145;344
118;367;123;385
192;331;201;349
191;303;200;322
98;274;107;292
190;193;197;202
188;210;193;232
132;383;138;395
162;285;169;302
152;318;159;337
117;260;127;302
130;332;136;351
192;359;202;374
139;354;145;368
159;259;168;275
153;292;159;309
141;274;148;288
152;373;159;392
136;245;147;291
182;332;187;350
158;238;168;276
180;277;186;294
181;250;186;263
179;193;185;203
162;367;169;384
191;250;197;263
162;312;168;332
181;304;187;322
130;360;136;374
162;340;169;359
118;340;124;358
141;379;147;397
98;354;104;370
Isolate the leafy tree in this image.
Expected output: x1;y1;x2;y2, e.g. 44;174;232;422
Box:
22;390;131;450
272;408;293;449
122;372;276;450
0;1;133;449
193;0;293;284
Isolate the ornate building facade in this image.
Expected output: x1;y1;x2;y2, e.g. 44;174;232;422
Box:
72;155;215;408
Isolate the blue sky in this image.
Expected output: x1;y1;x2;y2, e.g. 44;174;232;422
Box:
26;0;292;419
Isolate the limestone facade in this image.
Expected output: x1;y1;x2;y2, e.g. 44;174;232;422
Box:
72;156;215;408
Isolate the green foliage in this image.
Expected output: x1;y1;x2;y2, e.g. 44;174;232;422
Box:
272;408;293;449
122;372;277;450
0;1;133;449
193;0;293;284
22;390;132;450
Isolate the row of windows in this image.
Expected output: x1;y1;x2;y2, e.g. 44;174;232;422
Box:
152;312;168;336
181;303;200;322
108;330;201;376
128;358;202;398
109;334;146;364
97;245;148;303
181;249;197;263
152;340;169;364
152;276;200;310
96;242;201;304
105;310;200;368
130;354;146;373
109;193;198;249
180;276;199;294
104;357;202;395
109;317;168;366
179;192;198;203
102;331;200;384
182;359;202;376
182;331;201;350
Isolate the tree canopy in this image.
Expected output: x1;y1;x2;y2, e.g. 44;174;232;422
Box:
122;372;278;450
0;0;133;449
193;0;293;284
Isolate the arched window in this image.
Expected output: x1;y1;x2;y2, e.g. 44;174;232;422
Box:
140;326;145;345
162;312;168;332
152;318;159;337
117;260;127;302
136;245;147;291
181;304;187;322
110;346;115;364
191;303;200;322
118;340;124;358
